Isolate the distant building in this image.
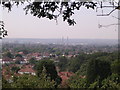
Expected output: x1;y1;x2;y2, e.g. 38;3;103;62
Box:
18;52;24;55
26;53;42;61
67;55;73;58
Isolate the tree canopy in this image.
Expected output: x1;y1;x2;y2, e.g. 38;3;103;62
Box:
34;59;62;86
2;73;56;88
86;58;111;85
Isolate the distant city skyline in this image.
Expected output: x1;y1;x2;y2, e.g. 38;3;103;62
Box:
2;3;119;39
3;38;118;46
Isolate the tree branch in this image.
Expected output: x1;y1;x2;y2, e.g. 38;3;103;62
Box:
97;8;116;16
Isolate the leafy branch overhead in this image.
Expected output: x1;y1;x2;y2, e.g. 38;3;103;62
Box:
1;1;97;26
0;21;7;39
0;0;120;38
24;1;97;25
1;0;119;25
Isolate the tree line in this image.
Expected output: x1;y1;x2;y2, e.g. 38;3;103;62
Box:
2;51;120;88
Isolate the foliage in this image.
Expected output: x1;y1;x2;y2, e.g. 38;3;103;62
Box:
3;52;14;59
67;73;120;89
67;75;86;88
89;81;100;88
29;57;37;65
101;74;120;88
2;43;117;56
68;54;86;73
35;59;62;86
11;66;20;73
1;1;97;26
3;73;55;88
57;56;68;71
0;21;7;39
86;58;111;85
2;76;11;88
2;46;119;88
76;63;87;76
111;60;120;75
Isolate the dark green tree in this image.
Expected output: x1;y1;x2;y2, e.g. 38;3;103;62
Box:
111;60;120;75
57;56;68;71
68;54;86;73
76;63;87;76
7;74;55;88
86;58;111;85
11;66;20;73
35;59;62;87
15;54;22;58
101;73;120;88
3;52;14;59
2;76;11;88
67;75;86;88
29;57;37;65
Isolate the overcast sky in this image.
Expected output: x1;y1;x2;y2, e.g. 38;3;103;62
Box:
1;2;118;39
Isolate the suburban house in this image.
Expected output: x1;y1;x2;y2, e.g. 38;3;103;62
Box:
15;56;27;64
58;72;75;84
2;57;13;64
18;65;36;75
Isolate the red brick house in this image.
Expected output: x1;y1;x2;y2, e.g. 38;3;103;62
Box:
58;72;75;84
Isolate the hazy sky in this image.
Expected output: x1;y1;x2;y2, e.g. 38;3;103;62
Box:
1;2;118;39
